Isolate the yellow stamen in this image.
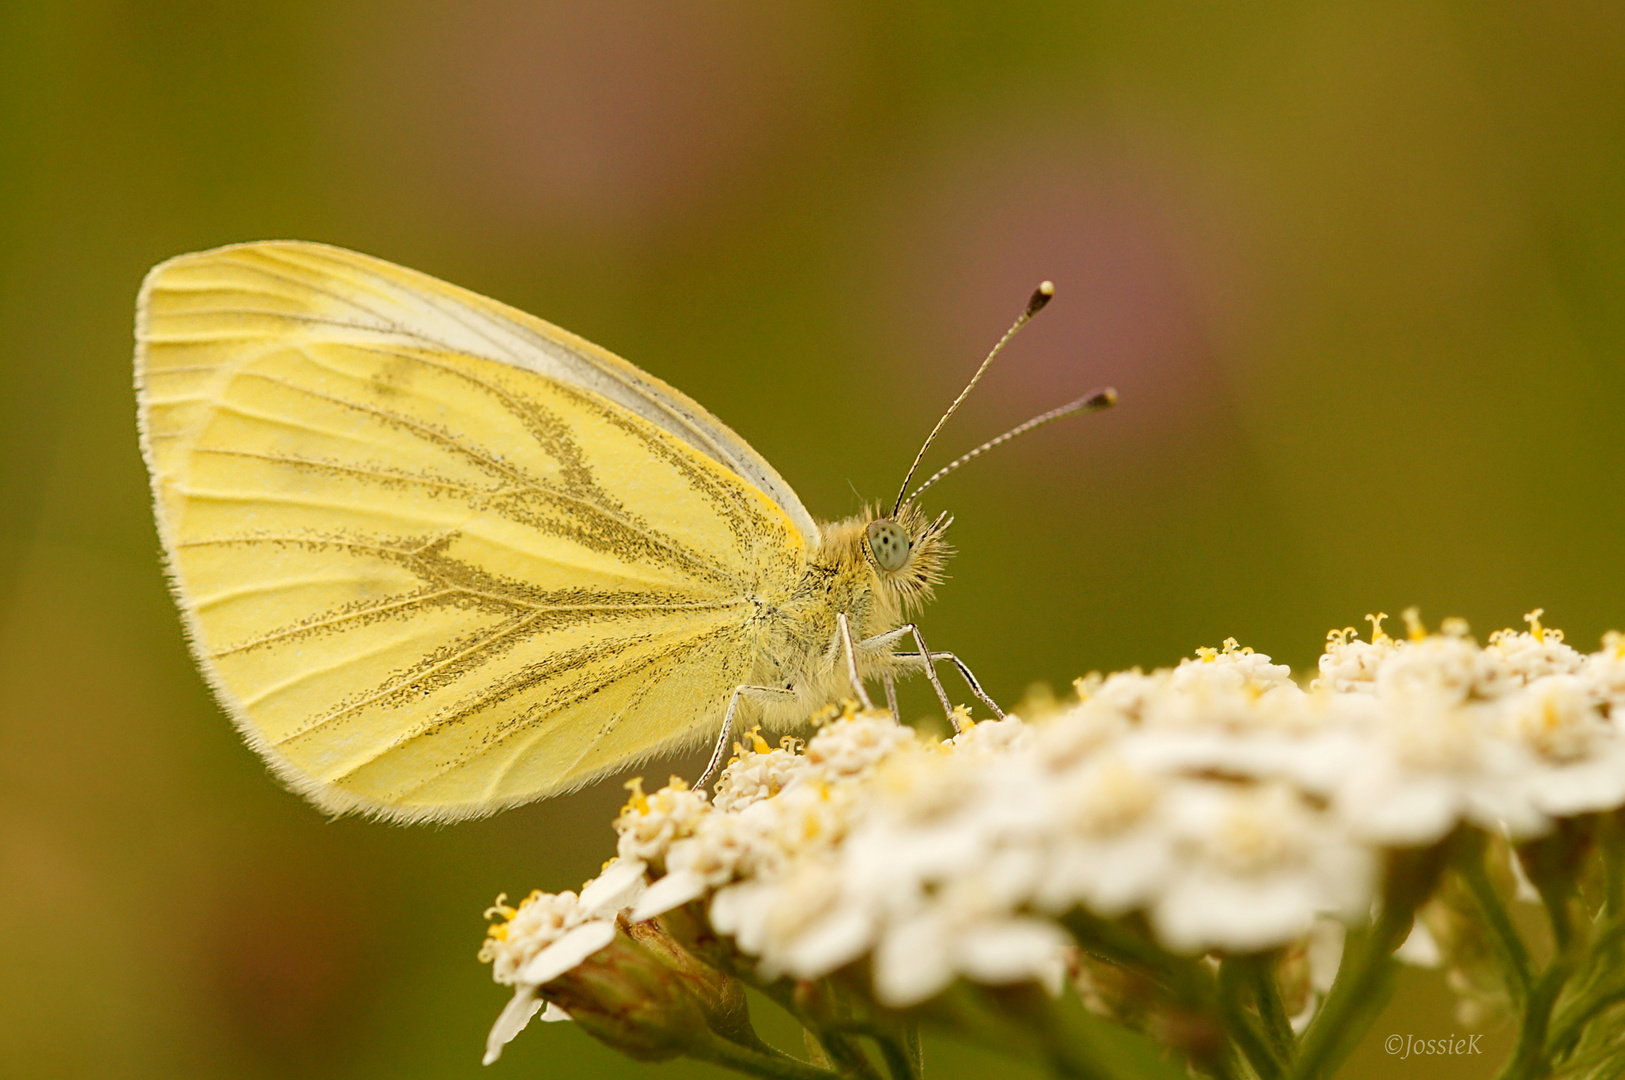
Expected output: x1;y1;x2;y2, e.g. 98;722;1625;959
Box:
1401;606;1426;641
1366;613;1389;644
623;777;650;815
810;703;843;727
1525;608;1546;643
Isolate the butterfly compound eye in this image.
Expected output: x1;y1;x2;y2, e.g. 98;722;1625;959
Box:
866;519;911;572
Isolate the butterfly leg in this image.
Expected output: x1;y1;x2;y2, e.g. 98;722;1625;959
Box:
836;612;875;710
882;671;900;723
856;624;958;728
891;648;1006;721
857;627;906;721
696;684;795;791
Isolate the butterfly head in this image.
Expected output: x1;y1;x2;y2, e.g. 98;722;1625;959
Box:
860;504;951;612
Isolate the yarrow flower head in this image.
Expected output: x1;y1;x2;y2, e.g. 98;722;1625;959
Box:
478;610;1625;1080
476;862;642;1063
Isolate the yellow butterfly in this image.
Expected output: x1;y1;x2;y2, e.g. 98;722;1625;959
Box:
135;241;1112;822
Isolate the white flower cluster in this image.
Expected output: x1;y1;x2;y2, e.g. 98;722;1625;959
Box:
480;612;1625;1047
477;860;645;1063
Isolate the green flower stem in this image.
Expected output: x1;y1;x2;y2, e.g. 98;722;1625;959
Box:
978;985;1151;1080
654;908;884;1080
1577;912;1625;968
1221;954;1294;1074
803;1028;835;1069
1248;956;1298;1064
781;982;885;1080
1501;849;1594;1080
1284;922;1400;1080
693;1028;851;1080
929;985;1074;1075
821;1026;898;1080
1062;910;1202;997
808;1014;923;1080
976;982;1201;1080
1215;1043;1254;1080
1546;983;1625;1066
1459;834;1533;1008
1025;1016;1126;1080
1496;953;1579;1080
1062;910;1285;1080
1552;1048;1614;1080
1557;1046;1625;1080
870;1028;920;1080
1603;813;1625;920
1228;1008;1285;1080
1217;960;1285;1080
1520;828;1587;956
1288;842;1448;1080
1548;914;1625;1061
816;1030;884;1080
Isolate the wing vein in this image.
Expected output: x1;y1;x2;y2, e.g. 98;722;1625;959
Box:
191;447;508;498
282;611;547;744
212;589;465;659
248;352;745;586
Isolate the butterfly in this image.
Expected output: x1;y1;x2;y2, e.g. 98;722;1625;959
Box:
135;241;1112;822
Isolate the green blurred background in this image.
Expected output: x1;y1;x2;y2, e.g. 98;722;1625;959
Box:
2;2;1621;1078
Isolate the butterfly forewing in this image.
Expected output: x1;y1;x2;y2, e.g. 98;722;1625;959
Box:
136;243;808;821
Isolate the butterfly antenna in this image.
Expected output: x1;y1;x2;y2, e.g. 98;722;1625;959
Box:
891;281;1056;517
899;387;1117;511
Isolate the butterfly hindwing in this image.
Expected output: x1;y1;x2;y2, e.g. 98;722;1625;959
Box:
136;243;809;821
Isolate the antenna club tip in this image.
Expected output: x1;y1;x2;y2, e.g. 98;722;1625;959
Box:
1093;387;1118;409
1026;281;1056;316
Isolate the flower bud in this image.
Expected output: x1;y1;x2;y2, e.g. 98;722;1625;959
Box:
539;924;716;1062
624;918;756;1046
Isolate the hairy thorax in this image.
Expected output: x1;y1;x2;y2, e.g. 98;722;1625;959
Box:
748;506;950;728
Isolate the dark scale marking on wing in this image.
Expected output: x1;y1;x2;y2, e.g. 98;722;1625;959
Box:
309;340;757;585
178;252;794;579
400;631;669;750
320;622;707;788
155;255;790;592
228;350;745;588
286;610;555;745
472;643;712;800
197;529;735;661
293;570;746;750
190;448;504;504
393;622;748;800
